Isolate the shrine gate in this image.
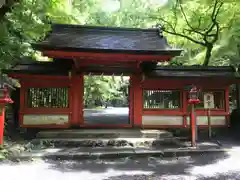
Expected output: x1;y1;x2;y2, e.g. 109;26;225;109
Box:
3;24;239;129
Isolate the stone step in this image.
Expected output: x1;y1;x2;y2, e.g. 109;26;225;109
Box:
18;147;164;160
15;145;225;160
36;129;173;139
30;137;187;149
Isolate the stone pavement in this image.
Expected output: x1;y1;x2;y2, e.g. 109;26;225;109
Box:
13;129;240;161
36;129;174;139
15;140;229;160
3;152;240;180
32;129;180;149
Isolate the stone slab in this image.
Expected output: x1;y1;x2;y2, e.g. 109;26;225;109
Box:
162;148;228;157
89;147;135;152
30;137;185;149
134;148;164;157
176;140;221;149
90;148;135;159
32;137;180;143
14;144;231;161
36;129;173;139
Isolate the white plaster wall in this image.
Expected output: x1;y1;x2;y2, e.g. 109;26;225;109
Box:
142;115;183;125
186;116;226;125
23;114;69;125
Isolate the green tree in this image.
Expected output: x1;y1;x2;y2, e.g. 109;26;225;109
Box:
0;0;102;68
149;0;231;66
2;0;240;107
84;75;129;108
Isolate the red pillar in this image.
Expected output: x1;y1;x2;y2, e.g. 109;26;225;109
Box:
191;104;196;147
182;90;187;127
19;80;25;127
0;106;5;145
225;88;230;112
129;78;133;126
131;75;142;128
0;88;13;145
71;74;84;126
225;88;230;126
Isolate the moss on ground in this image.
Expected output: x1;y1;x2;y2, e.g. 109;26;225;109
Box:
0;147;8;160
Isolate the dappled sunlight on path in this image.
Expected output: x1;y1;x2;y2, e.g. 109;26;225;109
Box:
1;147;240;180
188;146;240;179
0;160;153;180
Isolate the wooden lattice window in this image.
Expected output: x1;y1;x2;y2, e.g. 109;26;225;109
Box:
193;91;225;109
143;90;181;109
26;87;69;108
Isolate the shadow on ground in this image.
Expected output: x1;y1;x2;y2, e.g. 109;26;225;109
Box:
2;147;240;179
46;152;230;179
2;131;240;179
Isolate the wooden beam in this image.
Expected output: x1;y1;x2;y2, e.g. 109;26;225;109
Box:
43;50;172;62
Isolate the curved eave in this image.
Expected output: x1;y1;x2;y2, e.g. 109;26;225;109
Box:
52;23;160;32
145;72;240;85
3;70;69;77
146;75;240;80
32;44;182;57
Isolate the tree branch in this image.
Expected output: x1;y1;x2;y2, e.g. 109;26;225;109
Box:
205;0;223;35
177;0;206;37
162;29;206;46
151;12;206;46
150;0;224;66
212;20;220;43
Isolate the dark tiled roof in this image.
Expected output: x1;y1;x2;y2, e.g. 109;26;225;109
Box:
3;61;137;76
4;60;239;80
32;24;182;56
146;66;239;79
2;61;72;76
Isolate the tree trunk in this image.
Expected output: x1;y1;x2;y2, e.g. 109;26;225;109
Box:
203;45;213;66
0;0;18;20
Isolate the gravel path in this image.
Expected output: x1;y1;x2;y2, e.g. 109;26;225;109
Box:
1;148;240;180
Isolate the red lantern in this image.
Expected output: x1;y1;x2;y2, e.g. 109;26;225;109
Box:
188;86;200;104
0;85;13;104
0;84;13;146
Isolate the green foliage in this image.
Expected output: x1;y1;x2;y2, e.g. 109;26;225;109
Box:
1;0;240;67
0;147;8;160
149;0;234;65
0;0;99;68
84;75;129;108
85;0;240;66
1;0;240;104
